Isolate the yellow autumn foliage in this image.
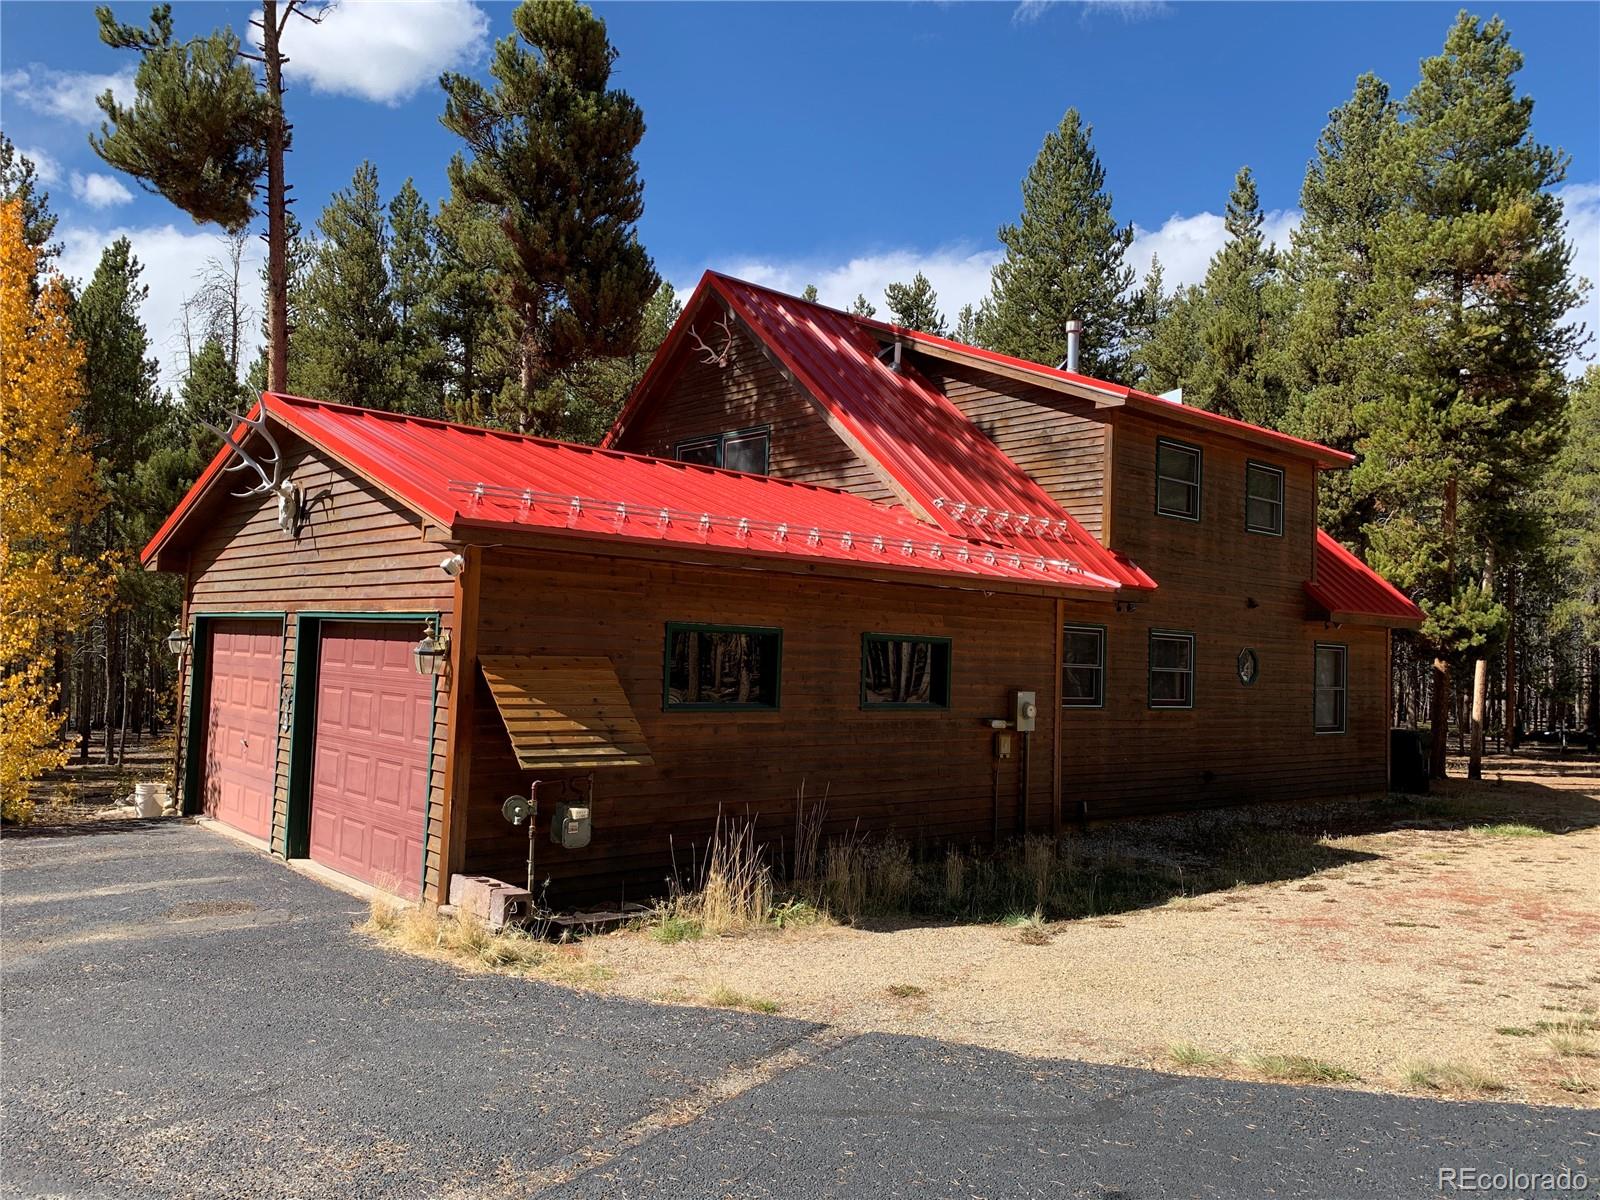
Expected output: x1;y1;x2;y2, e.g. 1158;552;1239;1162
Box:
0;198;108;820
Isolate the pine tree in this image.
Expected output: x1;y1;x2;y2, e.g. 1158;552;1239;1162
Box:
440;0;659;434
430;189;504;423
1185;167;1284;425
0;199;107;819
71;238;162;476
883;272;946;335
290;162;405;410
801;284;819;303
1131;278;1204;396
388;179;445;416
982;109;1135;378
1355;12;1585;778
849;293;876;319
550;281;681;445
952;304;978;345
0;135;61;266
1544;368;1600;729
1279;75;1402;537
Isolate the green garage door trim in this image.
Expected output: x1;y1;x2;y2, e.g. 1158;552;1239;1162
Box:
285;612;440;896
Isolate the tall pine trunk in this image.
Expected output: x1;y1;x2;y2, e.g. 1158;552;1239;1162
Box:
1468;556;1493;779
262;0;289;393
1504;567;1518;751
102;608;118;766
1429;478;1458;780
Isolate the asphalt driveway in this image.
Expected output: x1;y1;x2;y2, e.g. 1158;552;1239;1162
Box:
2;821;1593;1199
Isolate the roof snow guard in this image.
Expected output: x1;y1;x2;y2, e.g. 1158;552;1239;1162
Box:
142;393;1134;596
1305;531;1424;628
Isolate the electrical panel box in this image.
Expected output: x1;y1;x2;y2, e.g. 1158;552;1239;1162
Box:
552;802;592;849
1013;689;1038;733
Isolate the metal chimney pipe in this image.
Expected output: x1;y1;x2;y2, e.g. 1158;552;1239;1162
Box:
1064;319;1084;373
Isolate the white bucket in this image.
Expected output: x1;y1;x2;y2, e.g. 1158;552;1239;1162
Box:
132;782;167;818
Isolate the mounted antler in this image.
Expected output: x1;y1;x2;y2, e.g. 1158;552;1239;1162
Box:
202;410;302;535
689;314;736;368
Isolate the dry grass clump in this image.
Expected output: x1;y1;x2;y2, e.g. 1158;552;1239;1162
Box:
706;984;780;1014
1002;910;1052;945
1468;822;1550;838
1168;1043;1234;1070
1404;1060;1506;1095
886;983;926;999
1247;1054;1360;1084
1545;1020;1599;1059
362;899;569;976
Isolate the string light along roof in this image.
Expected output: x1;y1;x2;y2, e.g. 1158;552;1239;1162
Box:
1305;530;1425;628
142;393;1132;595
608;272;1156;592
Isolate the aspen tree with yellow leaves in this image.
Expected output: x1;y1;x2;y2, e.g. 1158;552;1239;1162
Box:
0;198;109;821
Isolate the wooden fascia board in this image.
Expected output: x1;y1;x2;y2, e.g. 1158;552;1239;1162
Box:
901;339;1127;408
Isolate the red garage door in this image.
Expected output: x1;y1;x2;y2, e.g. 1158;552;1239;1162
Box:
201;619;281;842
308;622;433;898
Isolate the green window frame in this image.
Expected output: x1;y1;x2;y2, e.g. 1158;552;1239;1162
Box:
663;622;782;710
1155;438;1202;521
1061;624;1106;708
1148;629;1196;710
673;425;771;475
1245;461;1285;536
860;633;952;709
1314;643;1347;734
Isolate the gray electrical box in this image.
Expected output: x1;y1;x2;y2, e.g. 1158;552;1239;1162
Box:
552;802;591;849
1013;689;1038;733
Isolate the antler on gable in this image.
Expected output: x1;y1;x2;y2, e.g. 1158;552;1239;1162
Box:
201;411;287;499
689;314;736;368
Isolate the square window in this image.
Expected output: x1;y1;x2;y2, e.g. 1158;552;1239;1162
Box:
1061;626;1105;708
861;635;952;708
674;436;721;468
1314;643;1347;733
722;429;770;475
665;624;781;708
1246;462;1285;535
1156;440;1202;521
1149;631;1195;709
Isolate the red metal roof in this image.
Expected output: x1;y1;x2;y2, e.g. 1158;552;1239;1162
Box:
1305;530;1424;627
142;393;1131;595
612;272;1154;591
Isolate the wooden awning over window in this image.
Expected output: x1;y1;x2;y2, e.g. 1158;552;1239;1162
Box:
478;655;653;771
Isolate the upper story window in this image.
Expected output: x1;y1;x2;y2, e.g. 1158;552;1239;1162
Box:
1245;461;1285;536
665;623;781;709
861;634;952;708
1148;630;1196;709
1155;439;1202;521
674;426;771;475
1061;625;1106;708
1314;643;1347;734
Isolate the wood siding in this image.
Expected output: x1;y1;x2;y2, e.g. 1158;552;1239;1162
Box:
175;435;455;897
614;315;899;502
463;548;1060;904
917;358;1109;542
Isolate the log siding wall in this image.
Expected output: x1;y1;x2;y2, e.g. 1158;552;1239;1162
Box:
463;548;1062;904
175;436;455;896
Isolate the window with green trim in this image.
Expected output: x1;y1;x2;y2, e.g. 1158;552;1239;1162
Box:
1245;461;1285;535
861;634;951;708
673;426;771;475
1314;643;1347;733
1156;438;1202;521
1149;630;1195;709
1061;625;1105;708
665;623;781;708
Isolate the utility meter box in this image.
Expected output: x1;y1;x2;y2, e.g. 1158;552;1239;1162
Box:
552;802;592;849
1013;689;1038;733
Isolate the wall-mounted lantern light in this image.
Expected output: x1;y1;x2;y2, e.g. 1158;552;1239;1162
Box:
165;627;191;656
412;629;451;676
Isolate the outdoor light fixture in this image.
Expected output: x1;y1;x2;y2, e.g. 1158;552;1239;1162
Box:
165;627;191;656
412;629;451;676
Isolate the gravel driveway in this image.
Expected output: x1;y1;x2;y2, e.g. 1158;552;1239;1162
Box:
3;821;1594;1199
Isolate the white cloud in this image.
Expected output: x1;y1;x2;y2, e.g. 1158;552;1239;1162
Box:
1013;0;1172;24
705;245;1003;324
17;145;63;185
57;223;266;390
1557;182;1599;372
275;0;489;105
1127;208;1301;290
70;171;135;209
1;64;135;125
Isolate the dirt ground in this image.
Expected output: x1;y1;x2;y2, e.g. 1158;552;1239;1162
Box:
577;751;1600;1108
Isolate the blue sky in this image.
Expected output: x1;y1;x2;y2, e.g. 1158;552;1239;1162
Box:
3;0;1596;384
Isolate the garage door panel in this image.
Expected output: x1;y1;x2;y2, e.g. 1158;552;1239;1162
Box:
308;622;432;898
201;619;281;842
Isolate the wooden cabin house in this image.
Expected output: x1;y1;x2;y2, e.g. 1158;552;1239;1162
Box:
142;273;1423;905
